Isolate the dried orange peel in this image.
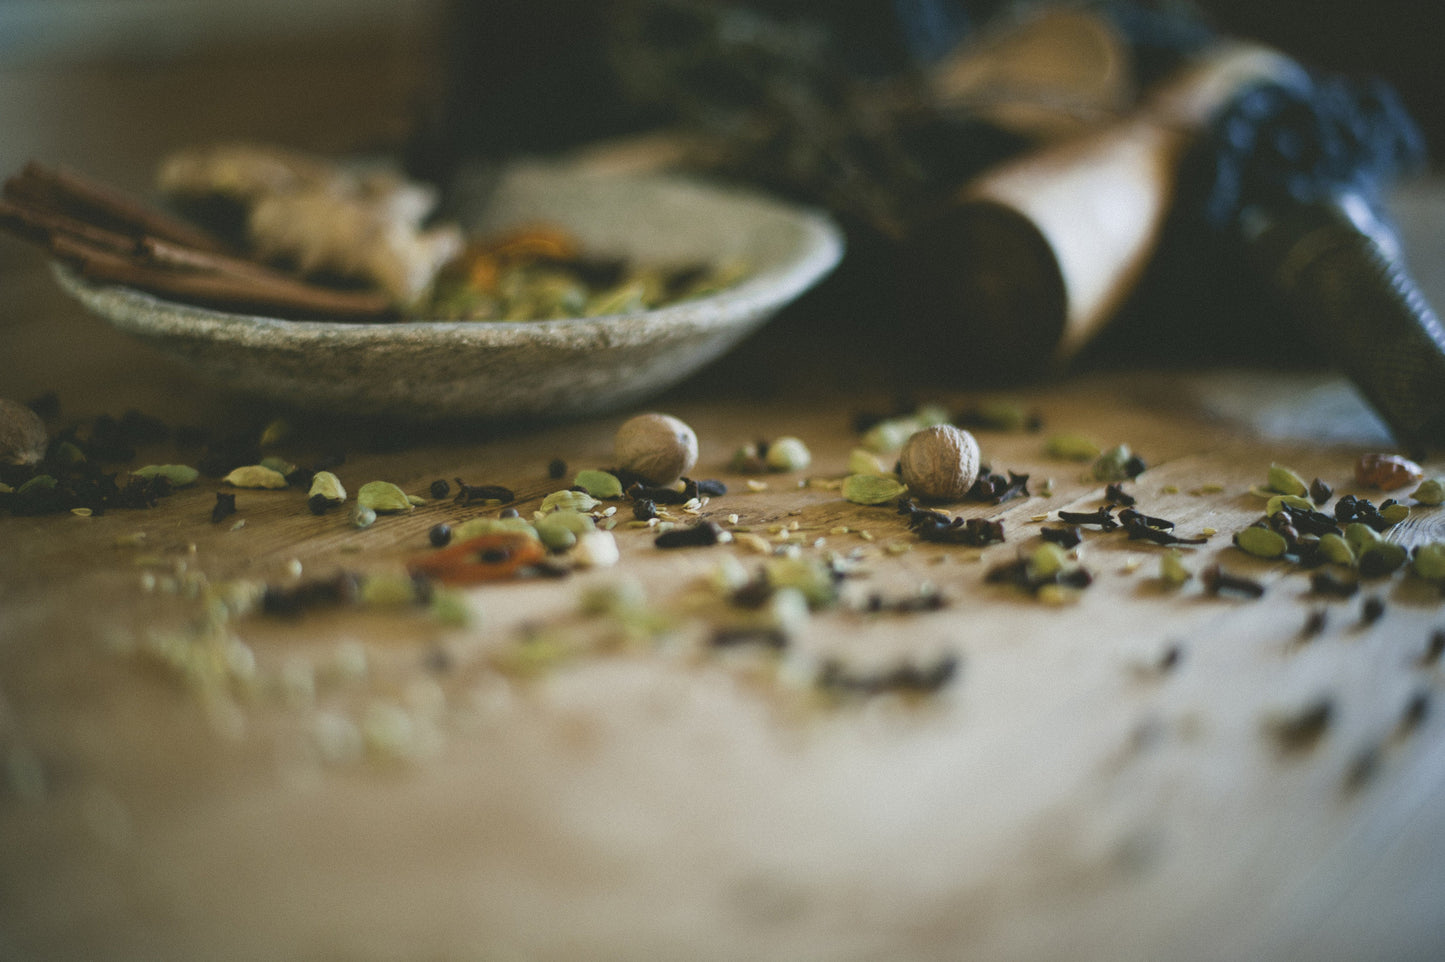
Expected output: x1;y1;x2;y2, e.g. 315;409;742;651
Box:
409;531;546;584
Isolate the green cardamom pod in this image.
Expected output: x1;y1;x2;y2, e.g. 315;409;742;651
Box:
764;436;812;472
223;465;289;489
1234;525;1288;559
1044;434;1101;462
848;448;890;476
452;517;539;542
1090;445;1134;482
574;469;624;499
16;474;56;495
260;455;297;477
763;557;838;609
1344;522;1381;555
1380;502;1410;526
132;464;199;487
1027;542;1068;580
539;489;599;513
1412;542;1445;581
843;473;908;505
1359;541;1407;575
307;470;346;505
1159;550;1191;587
360;574;419;607
1411;478;1445;506
1267;463;1309;497
1317;532;1356;566
357;481;414;513
535;510;595;551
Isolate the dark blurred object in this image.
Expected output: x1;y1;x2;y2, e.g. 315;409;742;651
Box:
411;0;1442;432
913;35;1441;446
909;40;1277;381
1187;76;1443;449
411;0;1034;234
407;0;665;180
1196;0;1442;158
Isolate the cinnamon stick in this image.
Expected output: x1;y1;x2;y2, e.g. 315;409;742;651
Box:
6;161;230;254
2;160;399;321
0;197;136;255
50;233;393;321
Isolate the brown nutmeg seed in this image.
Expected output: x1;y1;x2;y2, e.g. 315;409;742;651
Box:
0;398;48;467
899;424;980;501
614;412;698;486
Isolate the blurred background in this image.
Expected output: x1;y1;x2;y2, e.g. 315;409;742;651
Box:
1;0;1440;404
0;0;1437;188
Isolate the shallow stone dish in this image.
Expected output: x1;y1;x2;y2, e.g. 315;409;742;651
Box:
53;162;844;420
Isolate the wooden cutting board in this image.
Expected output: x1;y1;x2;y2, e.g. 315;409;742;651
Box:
2;274;1443;960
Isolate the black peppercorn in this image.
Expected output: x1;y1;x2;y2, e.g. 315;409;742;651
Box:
429;523;453;548
430;479;451;499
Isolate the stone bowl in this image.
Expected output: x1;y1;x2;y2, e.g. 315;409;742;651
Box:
53;163;844;421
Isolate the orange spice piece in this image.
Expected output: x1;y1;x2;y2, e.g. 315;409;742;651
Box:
1355;453;1423;490
481;224;580;262
409;531;545;584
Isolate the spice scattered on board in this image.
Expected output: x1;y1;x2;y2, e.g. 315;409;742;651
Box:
14;391;1445;797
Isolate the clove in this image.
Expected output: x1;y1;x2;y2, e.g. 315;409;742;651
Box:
1202;564;1265;598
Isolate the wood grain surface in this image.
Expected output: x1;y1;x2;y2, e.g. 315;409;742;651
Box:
2;37;1445;962
2;277;1443;961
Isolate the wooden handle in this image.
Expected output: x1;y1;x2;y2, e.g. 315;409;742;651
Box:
915;44;1306;376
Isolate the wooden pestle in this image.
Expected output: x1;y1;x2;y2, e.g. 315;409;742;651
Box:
913;43;1307;377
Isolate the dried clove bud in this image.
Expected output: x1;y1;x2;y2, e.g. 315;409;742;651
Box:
655;521;726;549
1268;697;1333;752
1057;505;1119;530
211;491;237;524
1039;526;1082;549
1202;565;1265;598
452;479;515;505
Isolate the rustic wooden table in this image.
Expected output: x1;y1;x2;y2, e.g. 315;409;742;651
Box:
2;41;1445;962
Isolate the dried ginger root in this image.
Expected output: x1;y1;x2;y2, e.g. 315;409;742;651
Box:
158;143;461;308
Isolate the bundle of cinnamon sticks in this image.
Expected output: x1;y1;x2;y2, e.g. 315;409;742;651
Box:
0;162;394;321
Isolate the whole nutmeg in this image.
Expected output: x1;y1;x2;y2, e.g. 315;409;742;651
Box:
0;398;48;466
614;412;698;485
899;424;980;501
